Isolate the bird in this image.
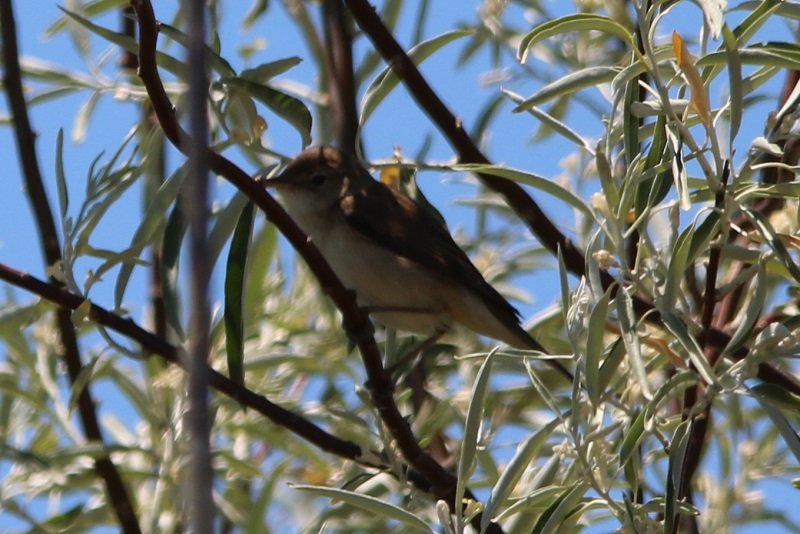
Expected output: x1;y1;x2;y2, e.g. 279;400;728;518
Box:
266;146;560;365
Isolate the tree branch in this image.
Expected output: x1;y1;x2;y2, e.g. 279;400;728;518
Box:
323;0;359;154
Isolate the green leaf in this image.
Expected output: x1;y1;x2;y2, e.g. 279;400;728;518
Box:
531;482;589;534
456;348;496;530
55;129;69;219
662;224;693;311
661;313;719;387
743;208;800;283
225;202;254;386
482;418;560;531
58;7;186;77
643;371;697;423
72;91;101;144
622;74;640;168
292;485;433;533
45;0;127;36
503;90;592;151
731;0;782;43
722;25;743;142
664;420;691;534
359;29;473;126
209;192;251;268
221;77;311;147
494;484;566;521
243;0;269;29
687;211;720;264
454;164;592;218
159;23;236;77
725;261;766;354
161;201;187;339
239;57;302;83
619;410;646;468
115;166;188;308
518;14;635;63
616;288;651;399
513;67;619;112
755;396;800;465
585;287;612;405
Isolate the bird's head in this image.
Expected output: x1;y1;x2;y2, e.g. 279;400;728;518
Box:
266;146;363;217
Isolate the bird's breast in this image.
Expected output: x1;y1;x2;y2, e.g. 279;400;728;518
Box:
301;213;457;336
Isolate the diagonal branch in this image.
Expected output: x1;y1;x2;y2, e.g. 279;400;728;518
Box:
0;1;140;531
0;262;496;528
0;263;365;459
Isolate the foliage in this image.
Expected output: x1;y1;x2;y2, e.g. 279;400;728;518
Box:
1;0;799;532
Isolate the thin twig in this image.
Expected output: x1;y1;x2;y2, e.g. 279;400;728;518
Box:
323;0;359;154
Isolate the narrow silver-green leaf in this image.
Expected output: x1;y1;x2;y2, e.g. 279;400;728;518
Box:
454;164;592;218
725;260;766;354
619;410;646;468
502;90;592;151
531;482;589;534
222;77;311;146
240;57;303;83
616;288;651;399
360;29;473;125
292;485;433;533
55;129;69;219
72;91;101;144
209;192;251;267
513;67;619;112
585;287;612;405
663;225;693;311
661;313;719;387
755;396;800;464
722;24;743;142
518;14;635;63
456;348;497;530
482;418;560;530
744;208;800;283
159;23;236;77
664;420;691;534
115;166;188;308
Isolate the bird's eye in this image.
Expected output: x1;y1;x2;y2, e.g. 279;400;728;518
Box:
310;173;326;186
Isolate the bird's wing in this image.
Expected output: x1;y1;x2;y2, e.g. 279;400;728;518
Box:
339;178;523;323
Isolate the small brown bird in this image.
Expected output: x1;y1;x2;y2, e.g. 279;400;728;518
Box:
267;146;549;354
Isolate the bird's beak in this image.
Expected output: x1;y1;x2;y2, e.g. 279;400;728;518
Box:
263;174;292;189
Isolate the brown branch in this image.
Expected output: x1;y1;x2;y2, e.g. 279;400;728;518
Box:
342;0;800;397
0;263;368;456
129;2;501;530
700;163;729;348
674;165;729;529
323;0;360;154
0;262;492;525
0;1;140;531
